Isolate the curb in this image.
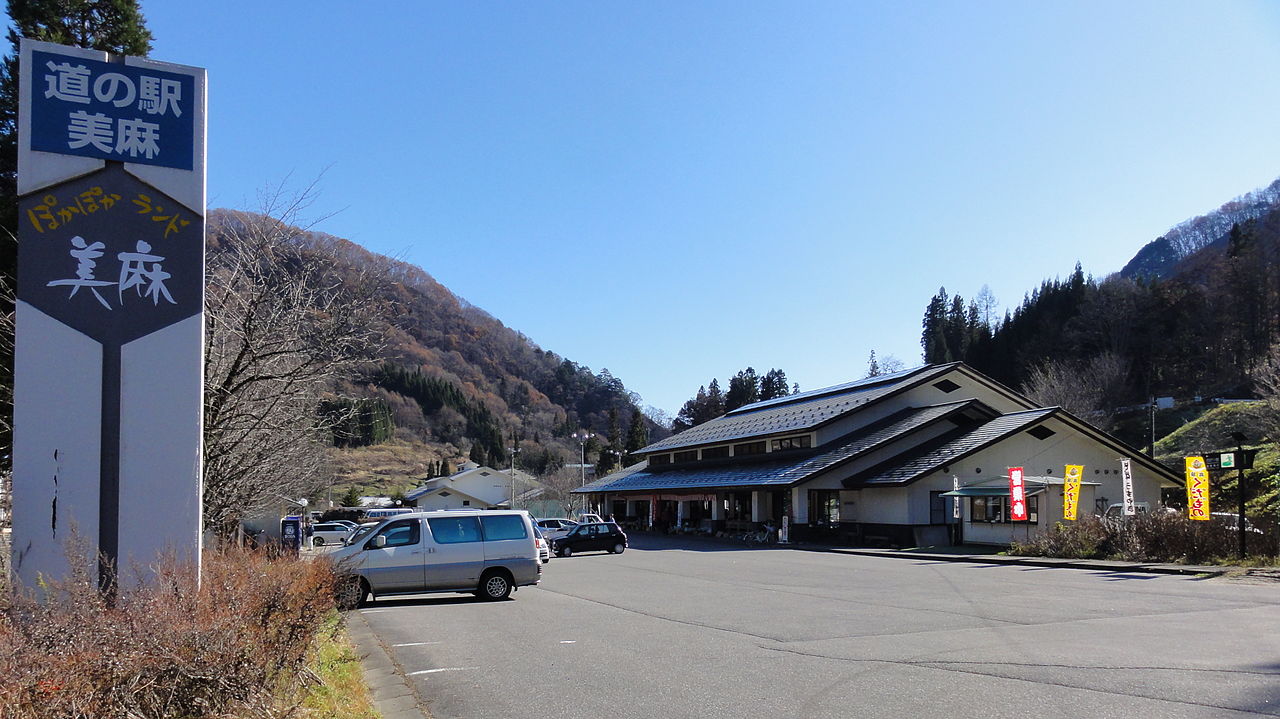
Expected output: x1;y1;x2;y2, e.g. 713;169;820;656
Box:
345;609;431;719
798;544;1233;577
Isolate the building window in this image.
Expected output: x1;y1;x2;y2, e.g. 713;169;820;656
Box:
770;435;812;452
809;489;841;527
969;496;1038;524
733;441;766;456
649;454;672;467
701;446;730;460
673;450;698;463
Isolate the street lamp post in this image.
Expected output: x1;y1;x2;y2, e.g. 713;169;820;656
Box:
508;446;521;510
572;430;595;512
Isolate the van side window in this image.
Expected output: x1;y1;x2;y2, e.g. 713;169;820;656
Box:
375;519;420;548
480;515;528;541
427;516;482;544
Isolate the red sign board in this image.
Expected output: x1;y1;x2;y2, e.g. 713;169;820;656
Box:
1009;467;1028;521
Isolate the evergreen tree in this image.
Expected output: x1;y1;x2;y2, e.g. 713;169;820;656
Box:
704;378;725;419
759;368;790;400
921;287;951;363
725;367;760;411
866;351;880;378
338;485;362;508
624;407;648;458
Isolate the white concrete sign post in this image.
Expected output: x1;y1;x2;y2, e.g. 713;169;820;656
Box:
11;40;206;593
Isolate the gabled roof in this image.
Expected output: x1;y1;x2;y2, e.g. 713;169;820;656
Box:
843;406;1184;488
638;364;963;454
407;485;493;507
577;400;986;494
846;408;1056;487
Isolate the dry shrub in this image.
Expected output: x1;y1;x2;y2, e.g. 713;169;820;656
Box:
1011;517;1110;559
0;548;337;718
1012;512;1278;564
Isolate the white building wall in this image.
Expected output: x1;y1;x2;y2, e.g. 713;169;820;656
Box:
807;413;1172;539
934;418;1170;513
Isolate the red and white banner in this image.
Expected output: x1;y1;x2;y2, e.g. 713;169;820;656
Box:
1009;466;1028;521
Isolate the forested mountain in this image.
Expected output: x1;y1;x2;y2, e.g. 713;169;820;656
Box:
207;210;666;493
922;179;1280;429
1120;178;1280;280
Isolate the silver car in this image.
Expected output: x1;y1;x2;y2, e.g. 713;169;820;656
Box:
331;509;541;607
309;522;353;547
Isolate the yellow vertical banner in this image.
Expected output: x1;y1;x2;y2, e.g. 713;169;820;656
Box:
1063;464;1083;520
1185;456;1210;520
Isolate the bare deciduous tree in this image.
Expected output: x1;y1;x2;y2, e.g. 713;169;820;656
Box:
539;466;589;517
1022;353;1127;430
203;192;391;535
1251;344;1280;444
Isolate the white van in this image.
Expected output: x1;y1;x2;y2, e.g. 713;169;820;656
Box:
330;509;541;607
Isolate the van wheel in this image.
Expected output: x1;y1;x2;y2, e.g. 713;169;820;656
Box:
478;570;512;600
313;537;325;546
611;543;625;554
336;577;368;610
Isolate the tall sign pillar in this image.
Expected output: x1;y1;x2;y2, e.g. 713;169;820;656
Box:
12;40;207;591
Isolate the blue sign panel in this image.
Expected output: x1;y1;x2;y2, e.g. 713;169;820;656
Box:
30;49;195;170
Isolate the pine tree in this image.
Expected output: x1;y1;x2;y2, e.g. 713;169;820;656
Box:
759;368;790;400
338;486;362;508
704;378;725;420
624;407;648;458
866;351;880;378
921;288;951;363
725;367;760;411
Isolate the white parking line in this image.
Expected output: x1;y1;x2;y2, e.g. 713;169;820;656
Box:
559;640;576;644
408;667;476;676
393;642;443;647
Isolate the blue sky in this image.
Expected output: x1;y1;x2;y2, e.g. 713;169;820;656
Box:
131;1;1280;416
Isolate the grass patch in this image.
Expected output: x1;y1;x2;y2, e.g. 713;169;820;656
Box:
292;611;380;719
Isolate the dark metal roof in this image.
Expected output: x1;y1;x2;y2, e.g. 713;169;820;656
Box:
578;401;979;494
637;364;958;455
845;408;1056;487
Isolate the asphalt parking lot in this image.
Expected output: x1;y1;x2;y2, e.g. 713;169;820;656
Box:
354;533;1280;719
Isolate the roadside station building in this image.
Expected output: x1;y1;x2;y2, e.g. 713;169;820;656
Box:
577;363;1181;546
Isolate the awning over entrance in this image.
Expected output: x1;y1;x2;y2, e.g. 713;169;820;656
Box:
941;485;1046;497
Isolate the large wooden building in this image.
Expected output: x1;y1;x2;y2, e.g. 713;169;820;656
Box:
577;363;1181;546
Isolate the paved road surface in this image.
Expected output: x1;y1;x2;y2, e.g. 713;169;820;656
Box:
357;534;1280;719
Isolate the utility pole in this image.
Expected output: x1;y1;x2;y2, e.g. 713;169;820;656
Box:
1230;432;1248;560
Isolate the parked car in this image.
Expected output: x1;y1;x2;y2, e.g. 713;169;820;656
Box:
331;509;541;608
553;522;628;557
344;521;380;546
536;518;578;542
1210;512;1264;534
536;518;577;532
310;522;354;546
531;523;551;563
